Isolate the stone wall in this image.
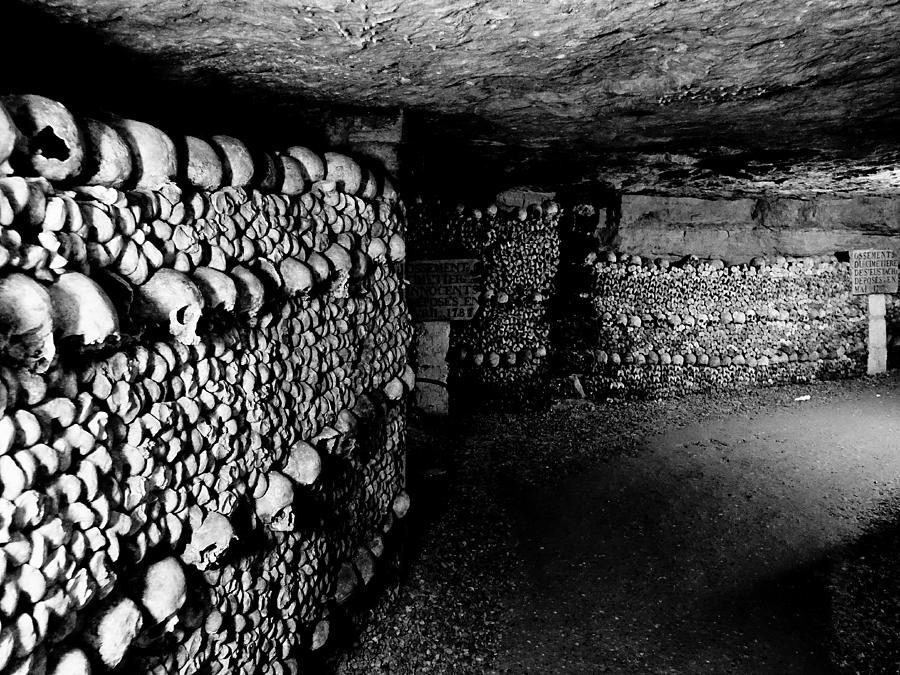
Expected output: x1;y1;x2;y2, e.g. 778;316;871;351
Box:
0;95;412;674
616;194;900;260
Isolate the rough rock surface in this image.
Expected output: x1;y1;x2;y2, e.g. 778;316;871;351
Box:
8;0;900;192
617;194;900;258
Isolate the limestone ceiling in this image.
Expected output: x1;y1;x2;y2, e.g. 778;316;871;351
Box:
4;0;900;194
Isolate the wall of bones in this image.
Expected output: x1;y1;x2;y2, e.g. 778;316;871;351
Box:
557;251;899;399
406;200;560;404
407;198;899;403
0;94;413;674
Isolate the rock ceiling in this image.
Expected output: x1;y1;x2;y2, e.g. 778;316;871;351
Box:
4;0;900;195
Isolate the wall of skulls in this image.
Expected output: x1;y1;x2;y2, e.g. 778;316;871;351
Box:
409;197;897;402
0;94;413;674
556;251;900;399
406;200;560;404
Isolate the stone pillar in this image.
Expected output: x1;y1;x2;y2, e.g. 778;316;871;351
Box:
868;293;887;375
414;321;450;415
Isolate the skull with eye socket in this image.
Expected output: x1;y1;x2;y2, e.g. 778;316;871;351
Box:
254;471;296;532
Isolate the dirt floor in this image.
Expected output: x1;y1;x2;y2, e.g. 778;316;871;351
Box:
336;373;900;674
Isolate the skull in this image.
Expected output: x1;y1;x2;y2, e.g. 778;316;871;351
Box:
277;154;307;196
209;135;254;188
80;118;132;188
359;168;378;199
0;273;55;372
0;100;17;173
367;237;388;264
181;512;235;570
254;471;295;532
324;152;362;194
139;557;187;631
133;269;205;345
1;94;85;181
279;258;314;295
49;648;91;675
105;117;176;190
388;233;406;262
230;266;266;316
284;146;325;182
192;267;237;312
282;441;321;486
48;272;119;348
180;136;223;191
84;596;143;667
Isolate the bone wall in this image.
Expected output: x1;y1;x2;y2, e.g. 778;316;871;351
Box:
408;197;898;403
0;94;413;674
406;200;560;406
556;252;900;399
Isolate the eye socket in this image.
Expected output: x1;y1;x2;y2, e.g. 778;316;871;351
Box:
32;125;71;160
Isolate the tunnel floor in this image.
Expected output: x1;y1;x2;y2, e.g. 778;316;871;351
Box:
336;374;900;674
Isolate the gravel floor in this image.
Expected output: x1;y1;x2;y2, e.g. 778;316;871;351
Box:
333;373;900;674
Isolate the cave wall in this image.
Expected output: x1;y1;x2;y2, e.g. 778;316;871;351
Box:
0;95;412;674
615;194;900;260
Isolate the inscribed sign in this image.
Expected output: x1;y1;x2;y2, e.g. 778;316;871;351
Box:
851;249;898;295
406;259;480;321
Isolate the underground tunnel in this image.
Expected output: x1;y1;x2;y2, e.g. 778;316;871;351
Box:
0;0;898;673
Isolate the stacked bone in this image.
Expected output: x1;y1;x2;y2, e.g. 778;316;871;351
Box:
556;251;892;399
450;203;561;405
405;199;489;260
0;94;413;674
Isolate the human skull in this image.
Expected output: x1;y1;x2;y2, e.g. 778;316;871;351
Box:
181;512;235;570
83;596;143;667
133;269;205;345
80;118;132;188
48;647;91;675
254;471;295;532
0;100;18;173
279;258;314;295
192;267;237;312
282;441;321;485
209;135;254;188
139;557;187;631
283;146;325;182
324;152;362;194
1;94;85;181
179;135;223;191
105;117;176;190
0;273;55;371
48;272;119;348
230;266;266;316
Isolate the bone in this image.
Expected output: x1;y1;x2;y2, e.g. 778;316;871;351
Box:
133;269;205;345
83;596;143;667
0;100;16;173
48;648;91;675
80;118;132;188
48;272;119;348
1;95;85;181
0;273;56;372
209;135;254;188
180;136;224;191
106;117;176;190
284;146;325;182
323;152;362;195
